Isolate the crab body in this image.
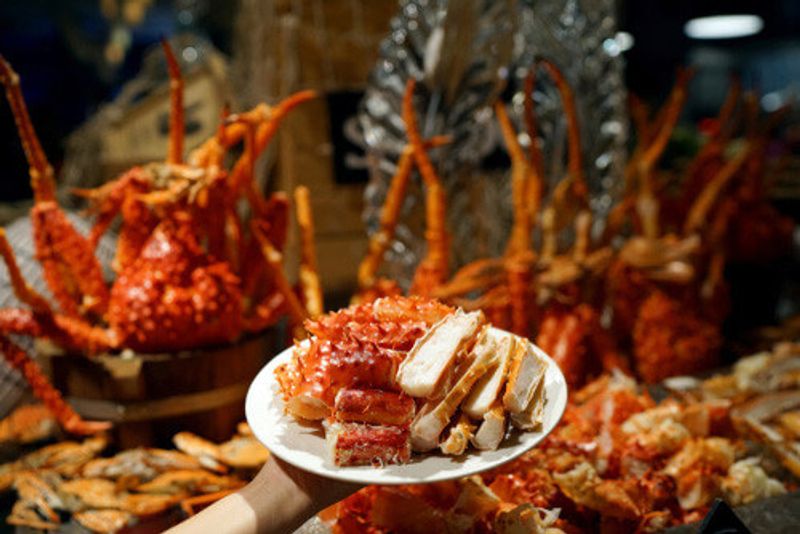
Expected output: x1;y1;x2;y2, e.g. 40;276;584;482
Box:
0;47;319;434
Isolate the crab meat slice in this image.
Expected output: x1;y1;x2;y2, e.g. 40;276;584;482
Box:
333;388;415;426
410;329;496;451
462;330;515;419
397;309;486;398
325;421;410;467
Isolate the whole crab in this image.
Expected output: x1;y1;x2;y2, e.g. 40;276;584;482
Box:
0;44;320;434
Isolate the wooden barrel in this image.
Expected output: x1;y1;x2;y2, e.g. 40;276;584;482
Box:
37;333;278;448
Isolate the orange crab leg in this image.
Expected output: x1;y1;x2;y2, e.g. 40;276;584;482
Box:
623;94;653;196
1;56;109;318
539;59;587;202
0;335;110;435
506;253;535;337
629;94;653;146
572;210;593;264
294;186;324;318
0;55;55;201
523;67;545;181
161;39;184;165
432;257;505;300
539;207;557;264
357;136;450;290
226;91;317;197
0;233;114;353
252;224;308;327
684;144;751;235
636;67;694;239
0;229;52;314
357;148;415;290
496;101;541;257
241;194;290;303
403;79;450;296
191;104;231;168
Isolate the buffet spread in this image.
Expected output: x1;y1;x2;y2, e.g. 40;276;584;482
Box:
0;11;797;534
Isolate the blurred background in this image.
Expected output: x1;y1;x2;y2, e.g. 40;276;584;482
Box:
0;0;798;300
2;1;799;193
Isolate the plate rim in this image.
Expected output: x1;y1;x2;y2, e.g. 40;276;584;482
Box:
245;327;568;485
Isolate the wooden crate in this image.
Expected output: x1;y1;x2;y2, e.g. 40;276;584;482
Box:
37;333;276;449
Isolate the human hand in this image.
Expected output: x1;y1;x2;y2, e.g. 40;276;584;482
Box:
253;454;364;513
167;454;364;534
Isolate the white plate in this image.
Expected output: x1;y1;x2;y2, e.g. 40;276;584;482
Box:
245;328;568;485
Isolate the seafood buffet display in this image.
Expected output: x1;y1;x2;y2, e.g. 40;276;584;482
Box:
356;60;794;392
276;296;549;465
0;10;797;532
0;409;268;532
0;43;322;435
327;342;800;532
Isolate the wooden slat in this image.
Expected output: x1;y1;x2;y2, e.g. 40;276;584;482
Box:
68;382;249;422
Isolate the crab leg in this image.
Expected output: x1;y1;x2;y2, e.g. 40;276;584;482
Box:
357;136;450;290
572;211;593;265
506;253;535;337
0;231;114;353
496;102;540;257
226;91;317;199
701;198;737;302
683;144;751;235
0;229;52;314
537;60;589;245
190;104;231;168
252;225;308;328
523;67;545;181
76;169;158;274
241;194;290;304
0;56;109;318
540;208;557;264
403;79;450;296
539;59;587;203
161;39;184;165
636;67;694;239
294;186;324;318
0;57;54;201
432;257;505;300
0;335;110;435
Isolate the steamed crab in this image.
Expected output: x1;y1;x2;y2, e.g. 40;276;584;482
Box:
0;44;320;434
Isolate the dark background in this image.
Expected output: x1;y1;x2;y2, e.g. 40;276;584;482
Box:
0;0;799;201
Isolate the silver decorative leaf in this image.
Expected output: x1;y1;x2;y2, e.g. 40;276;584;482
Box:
359;0;516;287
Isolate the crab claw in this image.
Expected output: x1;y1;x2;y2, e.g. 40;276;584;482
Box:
62;416;112;436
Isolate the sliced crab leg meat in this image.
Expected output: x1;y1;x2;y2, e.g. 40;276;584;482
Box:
502;341;548;415
471;404;507;451
410;329;497;451
462;330;515;419
510;374;547;431
397;309;486;398
439;414;476;456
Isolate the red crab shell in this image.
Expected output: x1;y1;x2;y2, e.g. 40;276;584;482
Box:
108;212;243;352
